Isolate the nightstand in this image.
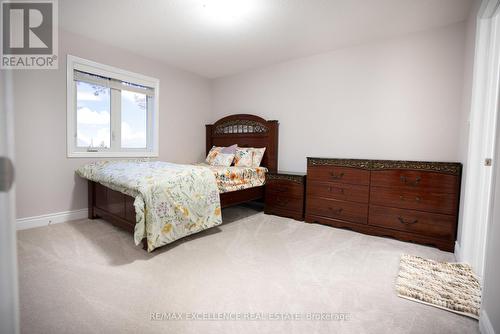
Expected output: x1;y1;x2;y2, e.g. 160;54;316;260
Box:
264;171;306;221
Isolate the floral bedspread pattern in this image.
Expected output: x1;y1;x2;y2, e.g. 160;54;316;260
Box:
76;160;222;252
200;163;267;193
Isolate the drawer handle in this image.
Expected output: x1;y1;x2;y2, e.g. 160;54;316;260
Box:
399;195;421;203
330;172;345;180
398;217;418;225
328;186;345;194
400;176;421;187
328;207;343;215
273;187;287;193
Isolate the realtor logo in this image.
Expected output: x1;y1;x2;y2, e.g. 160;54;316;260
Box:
1;0;58;69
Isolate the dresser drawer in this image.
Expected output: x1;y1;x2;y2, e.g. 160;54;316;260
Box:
266;179;304;198
369;205;455;240
307;166;370;185
306;197;368;224
266;193;303;213
307;181;369;203
371;170;458;193
370;186;457;215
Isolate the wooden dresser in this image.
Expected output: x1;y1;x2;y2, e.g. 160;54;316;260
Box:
305;158;462;251
265;171;306;221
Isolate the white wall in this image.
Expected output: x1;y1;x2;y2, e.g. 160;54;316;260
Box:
212;23;467;173
13;30;212;219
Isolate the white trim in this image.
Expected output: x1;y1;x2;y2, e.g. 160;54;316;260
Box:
73;70;155;96
66;55;160;158
110;87;121;152
481;0;500;18
480;310;496;334
67;151;158;158
0;57;19;334
454;241;463;262
68;56;159;88
16;209;88;230
459;0;500;279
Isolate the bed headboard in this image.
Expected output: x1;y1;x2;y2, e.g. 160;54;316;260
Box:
206;114;279;173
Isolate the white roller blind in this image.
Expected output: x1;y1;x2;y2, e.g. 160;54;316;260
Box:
74;70;155;97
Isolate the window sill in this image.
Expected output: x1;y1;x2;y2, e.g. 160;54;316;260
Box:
67;151;159;158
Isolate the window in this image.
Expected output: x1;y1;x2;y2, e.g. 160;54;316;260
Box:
67;55;159;157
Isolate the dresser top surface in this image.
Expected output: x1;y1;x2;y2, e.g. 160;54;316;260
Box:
268;170;306;177
307;157;462;175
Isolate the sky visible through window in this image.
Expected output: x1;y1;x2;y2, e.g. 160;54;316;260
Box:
121;90;147;148
76;81;110;148
76;82;147;149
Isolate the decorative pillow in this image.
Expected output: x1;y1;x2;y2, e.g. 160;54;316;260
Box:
205;146;223;165
206;145;238;165
251;147;266;167
234;147;266;167
210;153;235;166
234;148;254;167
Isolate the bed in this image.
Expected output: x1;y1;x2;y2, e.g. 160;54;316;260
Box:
82;114;279;251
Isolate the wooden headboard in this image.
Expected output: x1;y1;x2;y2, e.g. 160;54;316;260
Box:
206;114;279;173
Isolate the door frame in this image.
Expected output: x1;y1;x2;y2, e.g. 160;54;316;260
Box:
459;0;500;279
0;70;19;333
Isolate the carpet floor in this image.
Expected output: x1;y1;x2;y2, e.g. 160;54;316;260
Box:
17;205;479;334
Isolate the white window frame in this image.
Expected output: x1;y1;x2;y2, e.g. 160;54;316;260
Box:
67;55;159;158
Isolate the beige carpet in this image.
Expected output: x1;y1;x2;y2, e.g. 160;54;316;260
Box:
396;254;481;319
17;205;479;334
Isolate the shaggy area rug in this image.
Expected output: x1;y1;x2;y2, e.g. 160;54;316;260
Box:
396;254;481;319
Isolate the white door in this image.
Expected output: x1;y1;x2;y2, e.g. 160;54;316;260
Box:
460;0;500;278
0;71;20;334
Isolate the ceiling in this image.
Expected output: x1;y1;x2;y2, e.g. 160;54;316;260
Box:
60;0;474;78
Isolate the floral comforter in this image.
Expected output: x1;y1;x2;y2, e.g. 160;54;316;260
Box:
76;160;222;252
200;164;267;193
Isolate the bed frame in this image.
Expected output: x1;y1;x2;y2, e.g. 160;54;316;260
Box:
206;114;278;206
87;114;279;247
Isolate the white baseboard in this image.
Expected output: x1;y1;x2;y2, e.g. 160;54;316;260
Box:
16;209;88;230
455;241;462;262
480;310;495;334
